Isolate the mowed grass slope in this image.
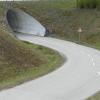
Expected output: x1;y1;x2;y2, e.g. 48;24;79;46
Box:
87;91;100;100
0;3;63;90
15;0;100;50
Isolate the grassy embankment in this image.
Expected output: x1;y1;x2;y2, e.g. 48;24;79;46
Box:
0;2;63;90
13;0;100;100
15;0;100;50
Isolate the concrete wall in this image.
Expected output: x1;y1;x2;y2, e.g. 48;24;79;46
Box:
6;9;46;36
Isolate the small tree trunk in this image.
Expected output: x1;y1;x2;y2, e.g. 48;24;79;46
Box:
76;0;78;8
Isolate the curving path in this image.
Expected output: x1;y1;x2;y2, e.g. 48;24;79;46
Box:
0;33;100;100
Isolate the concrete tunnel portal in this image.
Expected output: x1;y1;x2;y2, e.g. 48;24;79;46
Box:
6;9;46;36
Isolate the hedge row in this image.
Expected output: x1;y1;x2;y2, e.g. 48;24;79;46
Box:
77;0;100;8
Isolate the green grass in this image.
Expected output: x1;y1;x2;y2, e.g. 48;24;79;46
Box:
0;38;63;90
0;2;63;90
87;91;100;100
15;0;76;10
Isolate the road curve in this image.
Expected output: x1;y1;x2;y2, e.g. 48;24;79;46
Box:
0;34;100;100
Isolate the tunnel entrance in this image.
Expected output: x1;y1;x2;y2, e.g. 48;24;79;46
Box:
6;9;46;36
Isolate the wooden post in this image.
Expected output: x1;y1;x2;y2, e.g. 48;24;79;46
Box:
78;27;82;43
77;0;79;8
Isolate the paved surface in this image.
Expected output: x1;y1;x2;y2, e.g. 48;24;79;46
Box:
0;34;100;100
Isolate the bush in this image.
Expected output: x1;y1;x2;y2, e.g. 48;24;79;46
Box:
77;0;100;9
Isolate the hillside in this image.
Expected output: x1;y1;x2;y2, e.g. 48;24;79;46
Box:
0;3;63;90
14;0;100;50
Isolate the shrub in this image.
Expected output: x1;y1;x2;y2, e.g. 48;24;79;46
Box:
77;0;100;9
